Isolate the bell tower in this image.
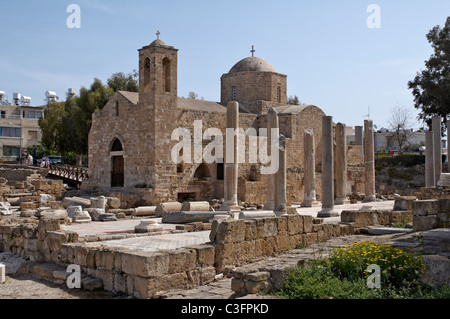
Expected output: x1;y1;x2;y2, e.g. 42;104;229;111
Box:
137;32;179;202
138;30;178;107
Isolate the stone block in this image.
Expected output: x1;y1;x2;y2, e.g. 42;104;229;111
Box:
421;255;450;287
413;215;439;231
412;200;440;216
303;215;313;233
393;196;416;211
155;201;182;217
90;196;106;209
275;235;290;251
190;245;214;266
215;219;245;244
106;197;121;209
132;206;157;217
244;280;270;294
0;264;5;284
82;277;103;291
122;251;170;278
168;249;197;274
276;217;287;235
286;214;303;235
244;220;257;240
181;201;210;211
262;217;278;237
238;211;275;220
62;197;91;209
162;211;218;224
37;194;55;204
20;202;37;211
231;278;245;292
305;232;318;245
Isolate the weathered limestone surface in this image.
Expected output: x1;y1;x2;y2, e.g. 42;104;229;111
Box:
425;131;436;187
155;202;182;217
273;134;287;216
219;101;240;213
363;120;376;202
432;116;442;184
334;123;348;205
318;116;338;217
162;211;219;224
301;129;317;207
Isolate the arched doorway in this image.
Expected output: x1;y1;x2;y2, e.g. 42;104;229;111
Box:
110;138;124;187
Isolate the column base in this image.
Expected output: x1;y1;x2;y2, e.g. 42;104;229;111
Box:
300;200;319;207
335;197;350;205
263;200;274;210
317;208;339;218
218;202;241;213
362;195;377;203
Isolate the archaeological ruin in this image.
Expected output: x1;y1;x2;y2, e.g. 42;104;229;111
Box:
0;35;449;299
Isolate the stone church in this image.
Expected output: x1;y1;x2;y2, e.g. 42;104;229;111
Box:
84;34;364;206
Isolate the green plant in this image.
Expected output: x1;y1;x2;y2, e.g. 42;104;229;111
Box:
329;241;424;288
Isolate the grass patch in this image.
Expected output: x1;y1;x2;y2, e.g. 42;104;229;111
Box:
274;241;450;299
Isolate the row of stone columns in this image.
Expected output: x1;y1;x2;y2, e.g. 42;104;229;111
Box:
219;101;377;217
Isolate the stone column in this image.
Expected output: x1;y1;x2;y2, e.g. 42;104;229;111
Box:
318;116;338;217
363;120;376;202
219;101;241;213
264;108;279;210
335;123;348;204
355;126;363;145
274;134;287;216
448;119;450;173
432;116;441;184
425;131;435;187
301;129;318;207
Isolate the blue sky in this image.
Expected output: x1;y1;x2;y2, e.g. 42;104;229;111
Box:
1;0;449;129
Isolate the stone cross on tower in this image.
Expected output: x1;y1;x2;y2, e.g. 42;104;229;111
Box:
156;30;161;40
251;45;255;57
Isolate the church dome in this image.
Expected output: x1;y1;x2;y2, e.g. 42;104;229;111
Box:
228;57;276;74
149;39;168;47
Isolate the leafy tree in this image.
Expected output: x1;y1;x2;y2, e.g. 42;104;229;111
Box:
408;17;450;132
188;91;199;99
71;78;114;153
287;95;299;105
107;70;138;92
39;101;66;153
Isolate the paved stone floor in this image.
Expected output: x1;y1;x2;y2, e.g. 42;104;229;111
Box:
84;230;212;252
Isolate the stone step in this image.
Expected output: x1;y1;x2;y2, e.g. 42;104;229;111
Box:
28;262;102;291
366;226;414;235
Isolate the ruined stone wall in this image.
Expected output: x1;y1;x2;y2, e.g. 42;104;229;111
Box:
0;164;47;182
210;210;412;273
86;93;155;190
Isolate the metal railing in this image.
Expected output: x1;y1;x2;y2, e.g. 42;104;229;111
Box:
47;164;89;183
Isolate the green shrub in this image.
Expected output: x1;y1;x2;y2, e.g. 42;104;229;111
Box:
274;241;450;299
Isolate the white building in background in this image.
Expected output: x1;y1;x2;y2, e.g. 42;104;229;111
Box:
0;91;46;160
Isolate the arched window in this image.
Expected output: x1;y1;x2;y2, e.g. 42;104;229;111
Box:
144;58;150;92
194;163;211;180
163;57;171;93
115;100;119;116
111;138;123;152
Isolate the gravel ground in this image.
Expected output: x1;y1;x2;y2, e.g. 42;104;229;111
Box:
0;252;124;299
